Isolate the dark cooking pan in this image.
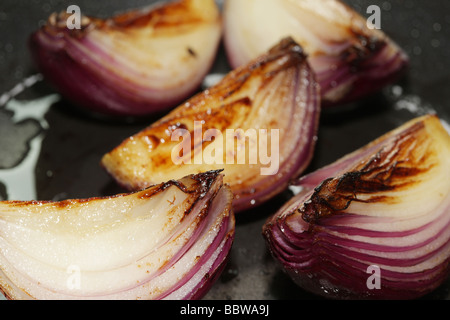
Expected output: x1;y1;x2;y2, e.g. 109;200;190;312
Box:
0;0;448;300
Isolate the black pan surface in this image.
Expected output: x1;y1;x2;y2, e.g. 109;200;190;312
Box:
0;0;449;300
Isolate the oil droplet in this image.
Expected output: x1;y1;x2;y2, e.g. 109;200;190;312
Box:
390;85;403;99
433;23;442;32
410;29;420;39
382;1;391;11
431;39;441;48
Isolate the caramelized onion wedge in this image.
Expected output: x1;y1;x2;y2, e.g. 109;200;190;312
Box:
101;38;320;212
263;115;450;299
0;171;234;300
224;0;409;106
29;0;222;117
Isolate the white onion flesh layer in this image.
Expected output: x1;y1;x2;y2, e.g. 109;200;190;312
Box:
0;171;234;300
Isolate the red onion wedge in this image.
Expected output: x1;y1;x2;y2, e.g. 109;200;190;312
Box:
29;0;222;117
224;0;409;107
263;115;450;299
0;170;234;300
101;38;320;212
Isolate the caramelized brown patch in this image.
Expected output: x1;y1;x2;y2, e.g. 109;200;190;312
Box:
300;120;435;224
183;37;308;103
5;197;107;209
187;47;197;58
224;37;307;97
43;11;93;38
130;97;253;170
110;0;204;29
130;37;305;155
42;0;213;38
138;170;223;220
138;180;190;199
101;37;311;189
4;171;222;220
342;33;386;71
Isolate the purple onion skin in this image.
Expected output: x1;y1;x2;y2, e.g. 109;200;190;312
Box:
29;34;195;118
315;40;410;107
264;195;450;300
29;34;186;118
159;201;235;300
263;115;450;300
185;234;234;300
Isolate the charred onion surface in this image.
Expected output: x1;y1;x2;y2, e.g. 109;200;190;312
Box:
101;38;320;212
263;115;450;299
